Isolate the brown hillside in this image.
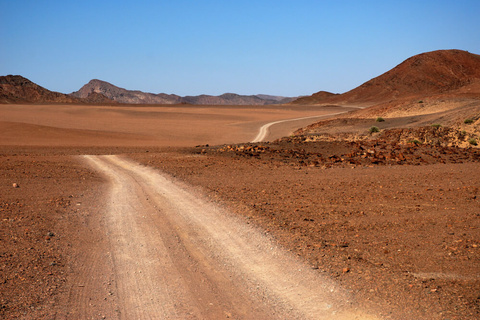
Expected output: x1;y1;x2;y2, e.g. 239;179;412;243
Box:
82;91;118;104
293;49;480;105
0;75;82;104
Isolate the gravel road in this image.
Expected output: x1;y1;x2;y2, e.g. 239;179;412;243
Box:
251;106;362;142
82;155;377;319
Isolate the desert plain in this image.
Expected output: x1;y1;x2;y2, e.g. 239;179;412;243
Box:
1;50;480;319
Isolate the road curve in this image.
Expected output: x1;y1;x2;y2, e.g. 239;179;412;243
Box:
251;107;360;143
81;155;377;320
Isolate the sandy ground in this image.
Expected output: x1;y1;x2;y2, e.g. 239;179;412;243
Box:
1;103;479;319
0;104;354;146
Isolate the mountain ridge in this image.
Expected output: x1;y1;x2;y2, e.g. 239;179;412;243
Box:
3;49;479;106
71;79;296;105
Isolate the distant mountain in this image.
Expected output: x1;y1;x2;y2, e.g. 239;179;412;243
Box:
291;91;338;105
0;76;296;106
254;94;298;104
293;49;480;105
71;79;296;105
182;93;296;105
0;75;82;104
181;93;265;105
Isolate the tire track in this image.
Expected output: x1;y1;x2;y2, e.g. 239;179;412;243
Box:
251;106;362;143
82;155;378;319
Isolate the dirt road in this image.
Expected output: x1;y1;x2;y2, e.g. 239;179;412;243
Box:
81;155;377;319
251;107;361;142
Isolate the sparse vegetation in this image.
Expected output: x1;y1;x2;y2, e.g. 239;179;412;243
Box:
418;100;424;103
468;138;478;146
408;139;422;145
369;126;380;133
431;123;442;128
376;117;385;122
464;118;474;124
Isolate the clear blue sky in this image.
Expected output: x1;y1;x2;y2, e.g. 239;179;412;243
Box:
1;0;479;96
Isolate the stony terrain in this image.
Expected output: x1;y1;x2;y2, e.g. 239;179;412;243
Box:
1;140;479;319
130;138;480;319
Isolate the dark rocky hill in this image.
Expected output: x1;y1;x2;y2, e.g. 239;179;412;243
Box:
0;75;82;104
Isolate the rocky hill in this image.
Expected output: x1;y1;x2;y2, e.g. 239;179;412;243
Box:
0;75;83;104
71;79;182;104
71;79;295;105
293;49;480;105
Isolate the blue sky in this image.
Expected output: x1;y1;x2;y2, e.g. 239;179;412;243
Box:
1;0;479;96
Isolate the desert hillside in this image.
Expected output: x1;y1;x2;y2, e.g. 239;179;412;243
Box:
293;49;480;105
0;75;82;104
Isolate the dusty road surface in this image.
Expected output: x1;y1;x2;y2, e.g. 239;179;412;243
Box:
79;155;377;319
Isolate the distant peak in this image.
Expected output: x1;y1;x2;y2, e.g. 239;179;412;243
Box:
87;79;112;85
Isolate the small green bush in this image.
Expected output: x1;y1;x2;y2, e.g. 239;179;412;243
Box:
376;117;385;122
431;123;442;128
468;138;478;146
418;100;424;104
464;118;474;124
408;139;422;145
369;126;380;133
